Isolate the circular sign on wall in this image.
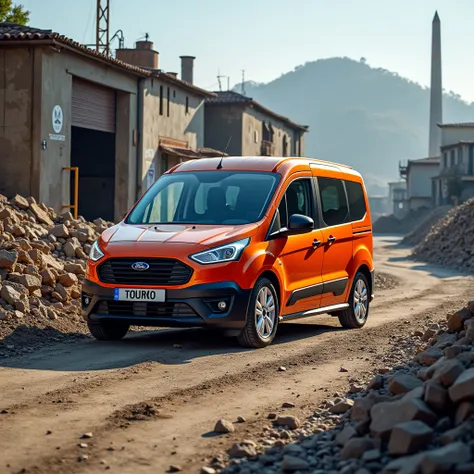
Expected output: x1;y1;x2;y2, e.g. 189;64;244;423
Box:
52;105;63;134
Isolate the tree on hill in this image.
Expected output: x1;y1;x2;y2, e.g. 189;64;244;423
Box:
235;57;474;194
0;0;29;24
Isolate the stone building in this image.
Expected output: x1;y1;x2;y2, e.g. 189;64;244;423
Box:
0;23;215;222
204;91;308;157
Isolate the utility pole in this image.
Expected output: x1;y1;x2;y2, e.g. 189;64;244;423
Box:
96;0;110;55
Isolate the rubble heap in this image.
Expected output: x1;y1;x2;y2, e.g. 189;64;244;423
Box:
401;205;451;248
0;193;114;347
373;208;430;235
218;302;474;474
412;198;474;272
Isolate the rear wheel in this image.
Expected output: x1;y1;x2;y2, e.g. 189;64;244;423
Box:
338;272;370;329
87;321;130;341
237;278;279;348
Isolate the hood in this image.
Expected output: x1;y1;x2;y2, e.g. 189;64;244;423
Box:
102;223;259;248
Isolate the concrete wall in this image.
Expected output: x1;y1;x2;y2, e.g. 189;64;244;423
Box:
39;47;139;219
0;47;36;198
407;164;438;201
440;144;472;174
139;77;204;192
441;127;474;147
204;104;243;156
409;197;432;211
242;107;303;156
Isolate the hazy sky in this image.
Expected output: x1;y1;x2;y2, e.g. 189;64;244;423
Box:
21;0;474;102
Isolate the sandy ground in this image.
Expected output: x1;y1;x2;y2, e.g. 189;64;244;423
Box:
0;236;472;474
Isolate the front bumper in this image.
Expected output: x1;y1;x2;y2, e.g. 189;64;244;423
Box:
81;280;251;329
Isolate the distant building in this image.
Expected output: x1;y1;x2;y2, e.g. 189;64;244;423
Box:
388;181;407;219
432;122;474;206
399;157;440;211
204;91;308;157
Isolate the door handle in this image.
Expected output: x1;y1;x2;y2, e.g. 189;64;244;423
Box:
312;239;321;248
327;235;336;244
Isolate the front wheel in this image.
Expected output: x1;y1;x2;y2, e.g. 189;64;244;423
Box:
338;272;370;329
237;278;279;348
87;321;130;341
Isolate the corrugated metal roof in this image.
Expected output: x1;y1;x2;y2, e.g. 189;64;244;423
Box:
206;91;309;132
0;22;215;98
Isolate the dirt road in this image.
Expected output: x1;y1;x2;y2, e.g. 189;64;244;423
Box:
0;236;472;474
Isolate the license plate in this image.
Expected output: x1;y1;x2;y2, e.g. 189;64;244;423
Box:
113;288;166;302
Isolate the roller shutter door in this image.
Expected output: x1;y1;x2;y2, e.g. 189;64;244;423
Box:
72;78;116;133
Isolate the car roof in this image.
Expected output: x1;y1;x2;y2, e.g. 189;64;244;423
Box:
169;156;362;179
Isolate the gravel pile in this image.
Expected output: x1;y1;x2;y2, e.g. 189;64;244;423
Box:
401;206;451;247
373;209;430;235
0;193;114;353
210;302;474;474
412;199;474;272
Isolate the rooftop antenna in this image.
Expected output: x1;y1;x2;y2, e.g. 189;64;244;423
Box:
110;29;125;50
217;136;232;169
95;0;110;55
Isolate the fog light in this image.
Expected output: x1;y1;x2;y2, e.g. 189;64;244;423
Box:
217;301;227;311
84;297;91;305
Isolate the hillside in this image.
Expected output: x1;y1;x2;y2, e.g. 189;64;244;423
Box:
236;58;474;194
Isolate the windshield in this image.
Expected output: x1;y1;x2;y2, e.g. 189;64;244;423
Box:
126;171;280;225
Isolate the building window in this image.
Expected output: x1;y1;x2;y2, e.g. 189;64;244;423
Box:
167;87;170;117
159;86;164;115
254;130;259;143
185;96;189;114
450;149;455;167
443;152;448;168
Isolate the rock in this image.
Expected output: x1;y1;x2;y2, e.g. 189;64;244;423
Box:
419;442;471;474
438;422;472;445
214;419;234;434
81;432;93;439
1;285;21;306
50;224;70;238
58;273;78;287
368;374;384;390
236;416;246;423
229;440;257;458
448;307;473;333
278;366;287;372
0;249;17;270
417;347;444;366
282;402;295;408
201;468;216;474
40;269;56;286
370;398;437;439
30;203;53;226
424;380;448;411
383;452;425;473
432;358;465;387
168;465;182;472
454;401;474;426
275;416;300;430
388;420;433;455
9;273;42;293
341;437;375;459
11;194;30;210
63;238;81;258
449;368;474;403
336;425;358;446
329;398;354;414
281;455;309;471
351;396;377;422
388;374;423;395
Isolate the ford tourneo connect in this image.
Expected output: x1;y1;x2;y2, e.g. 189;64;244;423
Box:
82;156;374;348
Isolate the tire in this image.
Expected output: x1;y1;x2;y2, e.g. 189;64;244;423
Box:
87;321;130;341
237;277;279;348
338;272;370;329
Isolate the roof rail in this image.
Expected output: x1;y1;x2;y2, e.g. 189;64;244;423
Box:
273;156;353;172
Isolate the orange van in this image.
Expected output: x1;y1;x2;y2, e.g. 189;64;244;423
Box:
82;156;374;348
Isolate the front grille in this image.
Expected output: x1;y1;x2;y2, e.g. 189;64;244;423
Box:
97;258;193;286
96;301;197;318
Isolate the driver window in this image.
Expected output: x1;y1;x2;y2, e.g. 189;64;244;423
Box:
270;178;312;234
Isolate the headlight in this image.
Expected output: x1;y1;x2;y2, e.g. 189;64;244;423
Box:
190;238;250;265
89;240;105;262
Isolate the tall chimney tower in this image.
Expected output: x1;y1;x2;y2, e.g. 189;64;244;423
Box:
180;56;195;84
428;11;442;157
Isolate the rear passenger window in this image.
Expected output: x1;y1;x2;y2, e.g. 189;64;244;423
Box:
345;180;367;221
318;177;349;226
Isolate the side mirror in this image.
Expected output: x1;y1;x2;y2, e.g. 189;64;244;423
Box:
288;214;314;233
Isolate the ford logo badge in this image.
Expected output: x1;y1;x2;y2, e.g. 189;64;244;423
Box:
131;262;150;271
